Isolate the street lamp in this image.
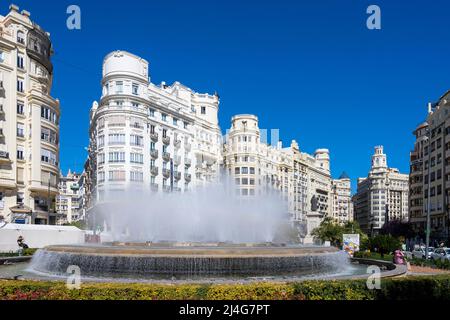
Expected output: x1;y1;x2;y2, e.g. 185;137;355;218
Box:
425;130;432;260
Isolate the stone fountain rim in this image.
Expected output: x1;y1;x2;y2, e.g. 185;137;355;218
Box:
40;244;340;258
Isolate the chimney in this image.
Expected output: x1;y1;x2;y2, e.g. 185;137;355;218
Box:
9;4;19;12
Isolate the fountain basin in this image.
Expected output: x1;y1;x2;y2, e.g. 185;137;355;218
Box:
29;244;346;278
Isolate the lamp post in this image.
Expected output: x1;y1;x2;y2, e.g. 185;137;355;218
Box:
425;131;432;260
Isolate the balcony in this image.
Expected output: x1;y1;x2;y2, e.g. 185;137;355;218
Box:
174;139;181;149
150;132;158;142
151;166;159;176
174;171;181;180
0;129;4;138
0;151;10;163
173;187;182;192
174;155;181;165
150;149;159;159
0;105;4;115
185;173;192;181
162;136;170;145
150;183;159;192
163;185;171;193
162;169;170;178
162;152;170;161
185;158;192;167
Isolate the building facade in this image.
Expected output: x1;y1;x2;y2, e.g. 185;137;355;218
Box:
409;91;450;242
354;146;409;234
87;51;222;207
0;5;60;224
56;170;85;224
222;114;342;242
331;172;353;225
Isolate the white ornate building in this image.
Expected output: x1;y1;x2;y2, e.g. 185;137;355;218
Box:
0;5;60;224
87;51;222;205
354;146;409;234
56;170;85;224
222;114;341;243
331;172;353;225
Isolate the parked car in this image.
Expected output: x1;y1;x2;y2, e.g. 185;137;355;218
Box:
430;248;450;262
412;246;434;259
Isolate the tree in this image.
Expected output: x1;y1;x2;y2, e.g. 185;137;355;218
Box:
312;218;368;248
380;220;415;239
368;234;401;257
64;220;87;230
311;217;344;247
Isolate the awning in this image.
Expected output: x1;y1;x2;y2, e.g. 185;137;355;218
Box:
9;204;33;214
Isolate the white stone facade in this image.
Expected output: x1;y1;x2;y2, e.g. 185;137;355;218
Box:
331;173;353;225
87;51;222;204
56;170;84;224
354;146;409;234
0;5;60;224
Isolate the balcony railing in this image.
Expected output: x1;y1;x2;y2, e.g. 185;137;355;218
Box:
185;158;192;167
162;152;170;161
150;132;158;142
151;166;159;176
185;173;192;181
162;136;170;145
150;149;159;159
174;155;181;165
174;171;181;180
162;169;170;178
0;151;9;159
163;185;171;192
174;139;181;148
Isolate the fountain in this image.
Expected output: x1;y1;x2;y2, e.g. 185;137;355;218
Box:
11;179;367;282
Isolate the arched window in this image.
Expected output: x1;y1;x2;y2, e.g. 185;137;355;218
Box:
17;30;25;44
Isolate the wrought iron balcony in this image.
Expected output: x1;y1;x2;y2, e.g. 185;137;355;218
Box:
174;171;181;180
150;149;159;159
162;136;171;145
174;139;181;148
162;152;170;161
184;173;192;181
0;151;9;160
162;169;170;178
151;166;159;176
185;158;192;167
174;155;181;165
150;132;158;142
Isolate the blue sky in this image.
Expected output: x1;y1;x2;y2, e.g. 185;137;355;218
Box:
7;0;450;192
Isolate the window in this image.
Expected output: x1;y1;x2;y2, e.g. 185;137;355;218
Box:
108;152;125;163
149;109;155;117
17;54;24;69
173;118;178;126
41;106;58;124
235;167;240;174
17;78;24;92
162;129;167;138
242;178;249;185
241;167;249;174
184;122;188;129
115;81;123;93
17;147;24;160
150;142;156;151
130;135;143;146
98;171;105;182
17;31;25;44
162;113;167;122
41;148;57;165
201;106;206;114
150;125;156;134
132;102;139;109
132;83;139;95
108;170;126;181
98;153;105;164
98;135;104;147
130;171;143;182
17;123;24;137
17;102;24;115
130;153;144;164
250;167;255;174
108;134;125;145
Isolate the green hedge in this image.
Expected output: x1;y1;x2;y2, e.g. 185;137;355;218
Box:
1;276;450;300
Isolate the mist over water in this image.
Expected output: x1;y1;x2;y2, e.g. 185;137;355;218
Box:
96;177;291;243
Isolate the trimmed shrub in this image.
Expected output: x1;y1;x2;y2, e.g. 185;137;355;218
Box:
1;276;450;300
